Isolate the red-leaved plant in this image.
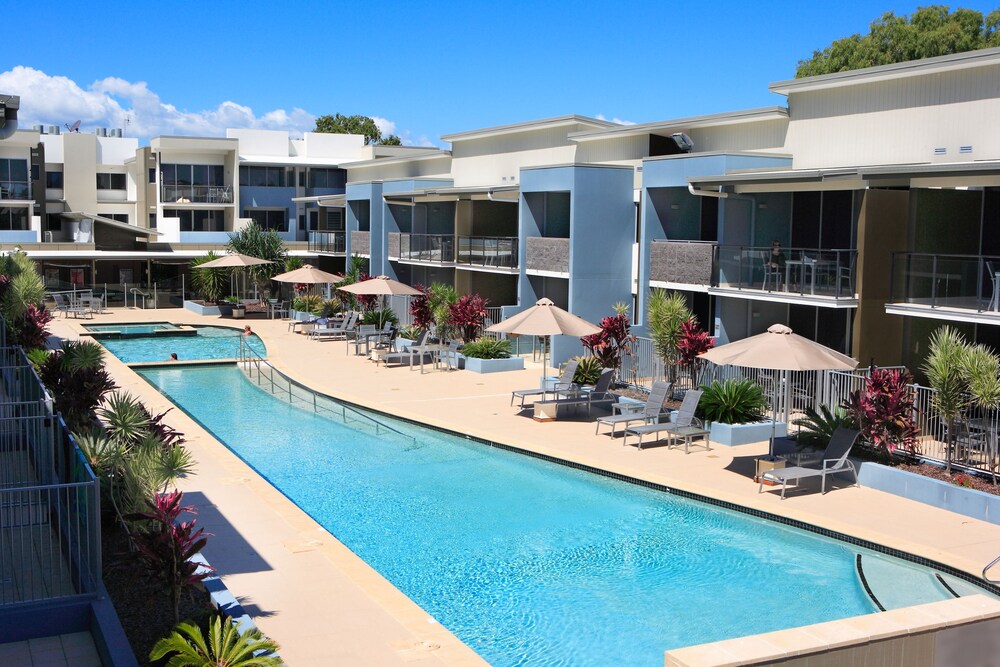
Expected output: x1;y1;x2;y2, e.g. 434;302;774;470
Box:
845;368;919;459
448;294;489;342
126;491;212;624
581;310;635;377
409;284;434;331
15;304;53;349
676;320;714;368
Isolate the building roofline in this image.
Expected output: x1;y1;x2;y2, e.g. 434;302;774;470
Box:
642;150;792;164
770;46;1000;95
569;107;789;142
440;114;620;142
343;150;452;170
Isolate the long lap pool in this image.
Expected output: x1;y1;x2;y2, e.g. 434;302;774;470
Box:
105;333;991;666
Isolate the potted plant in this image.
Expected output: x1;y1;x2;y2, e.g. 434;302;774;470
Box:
460;337;524;373
698;378;780;446
225;296;245;319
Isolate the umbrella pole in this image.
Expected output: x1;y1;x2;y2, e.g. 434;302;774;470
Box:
769;368;779;459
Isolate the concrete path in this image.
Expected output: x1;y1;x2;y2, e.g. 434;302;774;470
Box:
50;309;1000;666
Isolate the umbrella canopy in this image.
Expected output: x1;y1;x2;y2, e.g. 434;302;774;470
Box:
699;324;857;371
698;324;858;459
486;298;600;377
271;265;344;284
337;275;422;296
194;253;272;269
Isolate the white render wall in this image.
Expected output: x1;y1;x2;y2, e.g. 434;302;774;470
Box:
785;63;1000;169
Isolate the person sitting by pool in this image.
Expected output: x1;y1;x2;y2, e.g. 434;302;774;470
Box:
169;352;178;361
244;325;253;336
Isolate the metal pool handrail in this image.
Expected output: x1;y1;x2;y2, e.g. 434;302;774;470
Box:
237;337;416;443
983;554;1000;583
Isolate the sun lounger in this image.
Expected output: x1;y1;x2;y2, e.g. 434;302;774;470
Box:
533;368;616;420
622;389;708;452
595;381;672;436
382;330;430;367
52;293;91;319
310;311;358;340
511;359;579;409
759;428;860;499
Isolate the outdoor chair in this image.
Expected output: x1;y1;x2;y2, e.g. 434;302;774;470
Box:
368;326;398;360
269;299;289;319
52;293;90;319
533;368;616;418
382;330;430;367
758;427;861;499
288;305;337;332
438;340;461;371
780;427;862;468
595;381;673;437
622;389;708;452
761;251;782;291
511;359;580;409
348;324;377;355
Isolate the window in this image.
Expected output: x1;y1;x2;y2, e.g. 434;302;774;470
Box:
161;164;224;186
149;213;157;230
239;166;287;187
46;171;64;189
163;209;226;232
0;207;29;231
307;168;345;189
0;158;30;199
46;213;63;232
98;213;129;223
96;173;127;190
244;208;287;232
148;168;156;184
31;164;39;181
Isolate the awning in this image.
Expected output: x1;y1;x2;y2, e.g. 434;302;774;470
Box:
60;212;162;237
291;194;346;207
383;185;519;205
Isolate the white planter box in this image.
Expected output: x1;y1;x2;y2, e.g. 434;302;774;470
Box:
183;300;221;316
709;420;786;446
462;356;525;374
289;309;314;321
858;462;1000;525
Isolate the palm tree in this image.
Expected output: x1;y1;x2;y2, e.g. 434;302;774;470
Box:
646;289;692;384
190;252;226;303
962;343;1000;483
922;327;970;474
150;616;282;667
226;222;288;298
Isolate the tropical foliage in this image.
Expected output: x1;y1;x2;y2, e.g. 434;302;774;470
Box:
647;289;692;382
797;6;1000;77
33;340;116;432
676;319;713;369
0;250;52;348
427;283;458;340
922;327;972;473
226;222;288;298
581;303;634;377
461;337;512;360
360;306;398;328
845;368;920;459
698;378;768;425
449;293;489;343
190;252;227;303
127;491;212;624
409;284;434;331
572;355;603;386
150;615;282;667
291;294;323;314
793;404;856;449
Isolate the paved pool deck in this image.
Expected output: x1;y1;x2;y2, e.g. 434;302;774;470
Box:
53;309;1000;666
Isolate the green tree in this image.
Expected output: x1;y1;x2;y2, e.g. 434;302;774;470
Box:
150;615;282;666
797;6;1000;77
647;289;693;384
226;222;288;299
380;134;402;146
314;114;384;145
922;326;971;474
190;252;226;303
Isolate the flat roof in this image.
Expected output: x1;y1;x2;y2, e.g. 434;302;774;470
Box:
344;150;452;171
770;46;1000;95
383;184;519;203
61;211;161;237
569;107;789;142
441;114;620;143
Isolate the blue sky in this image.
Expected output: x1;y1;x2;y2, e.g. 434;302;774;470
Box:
3;0;998;145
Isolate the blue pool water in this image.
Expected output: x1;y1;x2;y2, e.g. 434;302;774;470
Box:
85;322;179;334
96;326;265;363
134;364;892;666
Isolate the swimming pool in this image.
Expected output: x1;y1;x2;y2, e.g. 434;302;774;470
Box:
130;361;983;667
84;322;180;335
96;326;265;363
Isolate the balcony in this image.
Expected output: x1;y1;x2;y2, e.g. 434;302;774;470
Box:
399;234;454;263
309;231;346;254
712;245;857;306
650;240;715;287
0;180;30;200
388;234;519;271
457;236;517;271
525;237;569;275
351;230;371;256
160;184;233;204
886;252;1000;323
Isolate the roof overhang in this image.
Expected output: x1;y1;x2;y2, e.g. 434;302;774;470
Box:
441;114;620;143
292;194;346;207
342;150;452;171
383;185;519;205
61;212;162;237
569;107;789;143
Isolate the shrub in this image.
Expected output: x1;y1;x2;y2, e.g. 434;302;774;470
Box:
845;368;919;459
793;404;856;449
360;307;398;328
580;303;634;376
150;615;281;667
676;319;713;378
14;303;53;349
448;293;489;343
127;491;212;624
572;356;603;385
190;252;226;303
398;325;422;341
292;294;323;314
647;289;692;381
35;341;116;432
698;378;767;424
409;284;433;331
461;337;511;360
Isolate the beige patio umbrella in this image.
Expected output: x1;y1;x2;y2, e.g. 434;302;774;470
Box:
338;275;422;328
698;323;858;458
271;265;344;285
486;298;600;377
193;253;272;300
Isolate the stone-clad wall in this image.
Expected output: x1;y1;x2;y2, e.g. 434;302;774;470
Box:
526;237;569;273
650;241;714;285
351;231;370;256
387;233;400;259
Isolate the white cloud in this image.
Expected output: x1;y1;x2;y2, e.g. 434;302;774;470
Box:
595;113;636;126
0;66;320;139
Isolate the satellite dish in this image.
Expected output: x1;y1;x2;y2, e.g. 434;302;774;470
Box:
65;120;81;133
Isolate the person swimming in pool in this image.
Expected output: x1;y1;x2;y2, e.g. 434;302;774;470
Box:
169;352;178;361
243;325;252;336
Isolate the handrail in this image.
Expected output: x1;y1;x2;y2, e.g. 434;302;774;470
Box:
983;554;1000;583
237;337;416;443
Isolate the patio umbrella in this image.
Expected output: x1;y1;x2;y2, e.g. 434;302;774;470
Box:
486;297;600;379
338;275;422;328
271;264;344;308
193;253;272;301
698;323;858;458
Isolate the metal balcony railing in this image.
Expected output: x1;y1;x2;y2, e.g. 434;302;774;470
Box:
889;252;1000;312
715;245;857;298
0;180;30;200
457;236;518;269
400;234;454;263
161;184;233;204
309;231;346;254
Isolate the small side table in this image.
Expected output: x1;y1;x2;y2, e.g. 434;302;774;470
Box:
755;457;786;484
